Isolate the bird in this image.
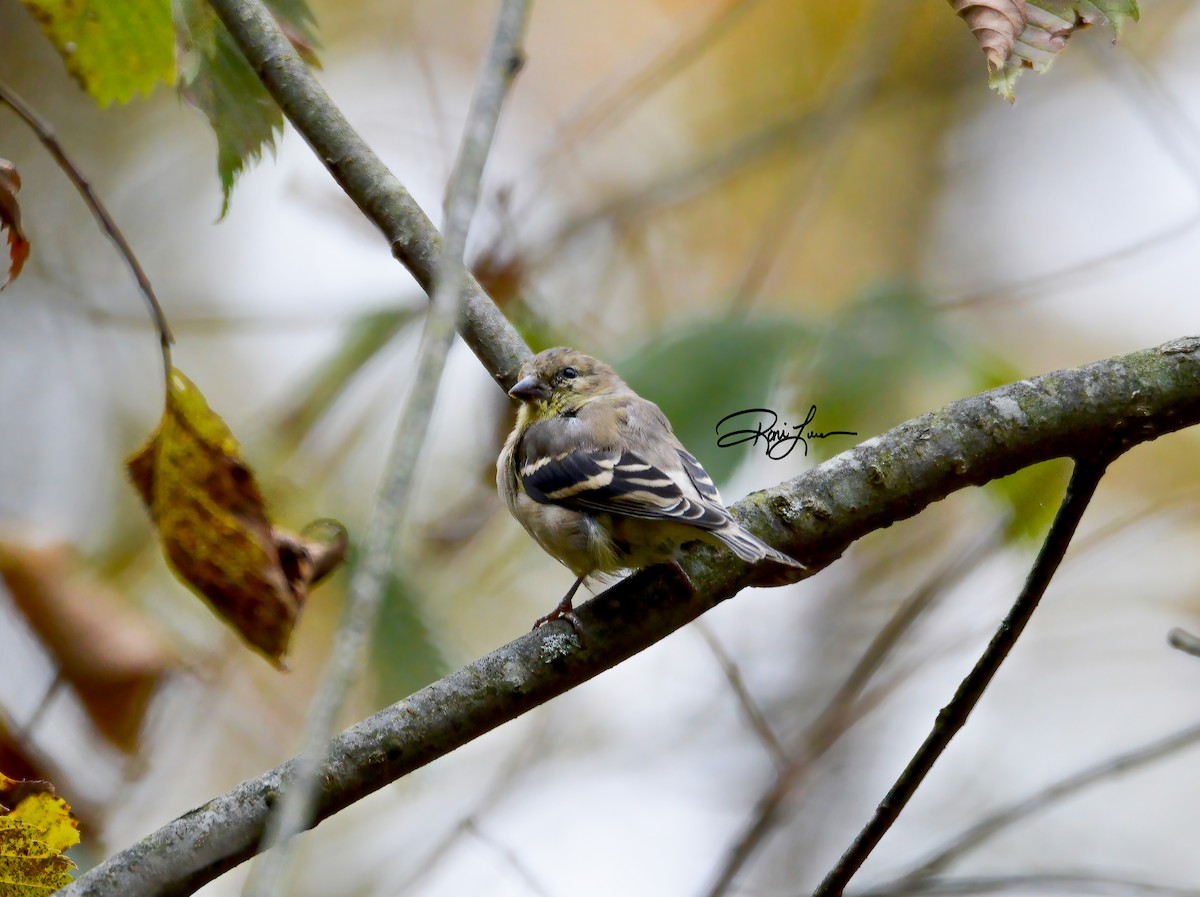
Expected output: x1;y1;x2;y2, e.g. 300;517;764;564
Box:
497;346;804;635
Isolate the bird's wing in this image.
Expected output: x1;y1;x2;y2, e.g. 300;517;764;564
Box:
675;447;723;505
517;412;729;531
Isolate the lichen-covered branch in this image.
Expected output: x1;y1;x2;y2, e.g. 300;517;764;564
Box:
59;336;1200;897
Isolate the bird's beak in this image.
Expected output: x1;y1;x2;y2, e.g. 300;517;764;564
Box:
508;375;549;403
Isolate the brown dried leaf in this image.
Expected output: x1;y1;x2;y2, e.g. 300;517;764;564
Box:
127;369;347;667
947;0;1029;74
949;1;1139;100
0;159;30;288
0;543;174;752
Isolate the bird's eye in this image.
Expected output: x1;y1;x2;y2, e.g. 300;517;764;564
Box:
561;367;579;380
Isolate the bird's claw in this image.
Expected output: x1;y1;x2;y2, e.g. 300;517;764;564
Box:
532;602;587;647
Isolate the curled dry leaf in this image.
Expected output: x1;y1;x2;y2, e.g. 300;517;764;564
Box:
948;0;1029;74
948;0;1140;101
127;369;348;667
0;158;30;288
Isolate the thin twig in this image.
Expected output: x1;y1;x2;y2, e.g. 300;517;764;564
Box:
886;719;1200;887
0;80;173;374
392;724;550;895
812;455;1113;897
462;820;558;897
696;620;788;770
857;872;1200;897
1168;627;1200;658
704;522;1005;897
238;4;530;896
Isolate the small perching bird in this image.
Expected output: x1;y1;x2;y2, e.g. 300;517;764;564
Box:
497;347;804;634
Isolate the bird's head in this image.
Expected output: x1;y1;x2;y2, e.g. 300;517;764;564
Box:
508;347;623;419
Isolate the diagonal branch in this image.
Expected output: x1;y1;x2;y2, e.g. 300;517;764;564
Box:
237;3;530;896
703;521;1006;897
811;454;1113;897
57;336;1200;897
857;872;1200;897
873;718;1200;890
204;0;532;388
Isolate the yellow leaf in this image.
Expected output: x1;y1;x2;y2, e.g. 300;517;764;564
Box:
0;774;77;895
127;368;347;666
0;817;76;894
9;795;79;855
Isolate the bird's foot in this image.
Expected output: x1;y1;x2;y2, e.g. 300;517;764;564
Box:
532;599;586;645
667;560;696;594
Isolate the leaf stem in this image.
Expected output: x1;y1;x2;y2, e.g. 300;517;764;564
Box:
0;79;173;375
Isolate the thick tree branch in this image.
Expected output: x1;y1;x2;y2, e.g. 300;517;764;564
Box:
204;0;532;388
59;336;1200;897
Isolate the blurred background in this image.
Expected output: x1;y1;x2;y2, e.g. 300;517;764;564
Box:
2;0;1200;894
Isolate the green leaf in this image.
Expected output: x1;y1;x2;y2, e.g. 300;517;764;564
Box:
616;316;812;485
174;0;320;214
20;0;174;106
370;570;447;705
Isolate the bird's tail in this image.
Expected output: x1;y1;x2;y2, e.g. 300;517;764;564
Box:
712;523;805;569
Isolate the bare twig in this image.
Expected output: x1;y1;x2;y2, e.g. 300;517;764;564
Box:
462;820;558;897
696;620;788;770
0;79;173;374
704;522;1005;897
886;720;1200;887
812;455;1113;897
238;3;530;896
392;724;550;895
858;872;1200;897
1168;627;1200;658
